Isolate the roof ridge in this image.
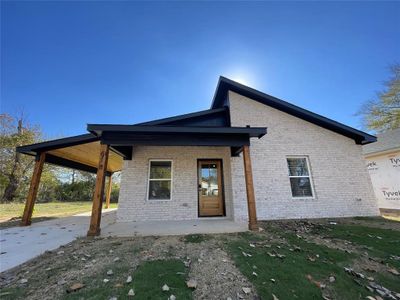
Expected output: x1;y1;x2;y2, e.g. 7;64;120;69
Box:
134;107;227;126
212;76;376;144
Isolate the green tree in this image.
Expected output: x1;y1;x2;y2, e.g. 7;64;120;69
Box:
358;64;400;132
0;113;119;203
0;114;39;203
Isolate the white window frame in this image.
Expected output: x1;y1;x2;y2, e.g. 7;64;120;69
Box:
146;159;173;201
286;156;315;199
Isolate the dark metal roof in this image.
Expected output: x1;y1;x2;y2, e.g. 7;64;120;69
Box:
16;134;98;156
87;125;266;151
211;76;376;145
135;107;229;127
87;124;266;138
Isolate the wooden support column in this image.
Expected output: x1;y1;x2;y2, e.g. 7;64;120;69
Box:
105;175;112;209
21;152;46;226
87;144;110;236
242;145;258;231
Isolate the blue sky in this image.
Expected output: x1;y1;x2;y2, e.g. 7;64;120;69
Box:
1;1;399;138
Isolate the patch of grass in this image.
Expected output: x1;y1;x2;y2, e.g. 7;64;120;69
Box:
62;261;131;300
225;230;373;300
353;216;400;223
0;287;26;300
133;259;192;299
319;224;400;269
0;216;57;229
353;216;385;222
316;223;400;292
373;271;400;293
0;202;117;228
62;259;191;300
184;234;207;243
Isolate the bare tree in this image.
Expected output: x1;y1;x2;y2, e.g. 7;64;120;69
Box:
358;64;400;132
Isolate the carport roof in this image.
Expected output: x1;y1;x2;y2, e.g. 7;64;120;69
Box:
16;134;124;174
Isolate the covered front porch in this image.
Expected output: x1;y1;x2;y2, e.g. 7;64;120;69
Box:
17;124;267;236
101;218;248;237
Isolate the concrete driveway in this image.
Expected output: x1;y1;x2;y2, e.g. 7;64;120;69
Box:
0;209;116;273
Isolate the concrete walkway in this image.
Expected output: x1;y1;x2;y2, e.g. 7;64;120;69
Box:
1;211;247;273
0;209;116;273
101;219;248;237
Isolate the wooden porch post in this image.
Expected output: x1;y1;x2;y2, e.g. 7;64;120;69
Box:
105;175;112;209
87;144;110;236
21;152;46;226
242;145;258;231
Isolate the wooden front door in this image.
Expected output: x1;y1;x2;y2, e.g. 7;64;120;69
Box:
198;160;224;217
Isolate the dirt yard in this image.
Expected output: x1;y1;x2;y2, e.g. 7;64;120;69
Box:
0;217;399;300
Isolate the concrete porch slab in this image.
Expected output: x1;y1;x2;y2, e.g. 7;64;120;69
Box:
101;219;248;237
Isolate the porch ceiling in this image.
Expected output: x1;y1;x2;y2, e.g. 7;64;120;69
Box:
17;134;124;174
47;141;123;173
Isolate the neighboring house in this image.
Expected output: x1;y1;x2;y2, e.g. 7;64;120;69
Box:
363;128;400;215
17;77;379;235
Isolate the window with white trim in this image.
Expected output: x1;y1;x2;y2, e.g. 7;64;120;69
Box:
147;160;172;200
286;157;314;198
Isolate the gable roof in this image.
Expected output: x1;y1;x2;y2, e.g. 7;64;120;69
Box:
211;76;376;145
135;107;229;127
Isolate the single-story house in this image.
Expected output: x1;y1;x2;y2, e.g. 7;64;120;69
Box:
17;77;379;236
363;128;400;215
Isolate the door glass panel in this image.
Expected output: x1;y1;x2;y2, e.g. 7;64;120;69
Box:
200;163;219;196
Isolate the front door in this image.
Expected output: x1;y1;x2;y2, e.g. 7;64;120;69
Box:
198;160;224;217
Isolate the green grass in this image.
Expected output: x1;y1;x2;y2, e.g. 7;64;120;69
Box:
0;202;117;226
63;259;191;300
225;230;379;300
0;288;25;300
62;260;132;300
133;260;192;299
318;224;400;269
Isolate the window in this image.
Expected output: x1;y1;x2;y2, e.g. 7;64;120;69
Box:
286;157;314;198
147;160;172;200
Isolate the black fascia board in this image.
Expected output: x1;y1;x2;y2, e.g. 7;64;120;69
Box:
134;107;228;126
211;76;376;145
87;124;267;138
45;154;113;176
16;134;99;155
100;132;251;147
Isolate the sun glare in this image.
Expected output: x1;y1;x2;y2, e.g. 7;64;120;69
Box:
231;77;250;85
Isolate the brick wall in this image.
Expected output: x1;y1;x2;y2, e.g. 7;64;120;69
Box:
117;146;233;222
229;91;379;221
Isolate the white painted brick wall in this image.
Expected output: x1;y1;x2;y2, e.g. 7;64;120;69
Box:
229;91;379;221
117;146;233;222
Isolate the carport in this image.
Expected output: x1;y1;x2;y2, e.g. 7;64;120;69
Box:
16;134;129;236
